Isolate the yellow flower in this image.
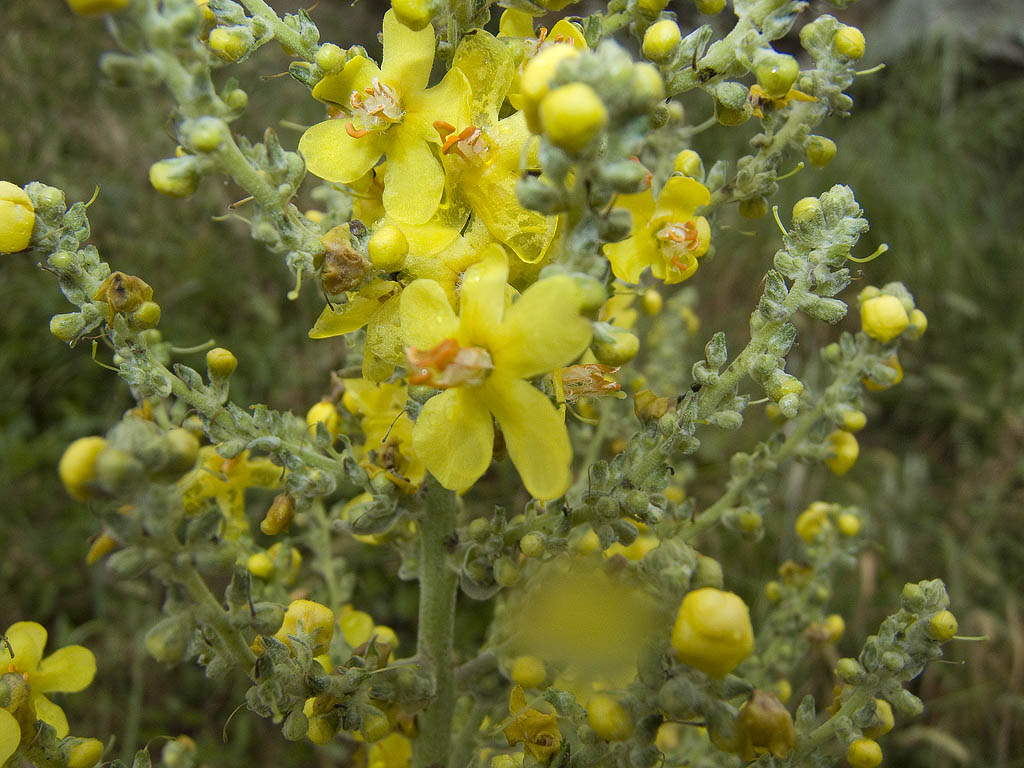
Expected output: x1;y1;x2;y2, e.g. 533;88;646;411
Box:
603;176;712;285
0;182;35;254
747;83;816;119
860;295;909;343
298;11;471;225
274;600;335;656
341;378;425;490
0;622;96;744
671;588;754;678
824;430;859;475
179;447;283;539
586;693;632;741
368;732;412;768
400;246;591;499
503;686;562;762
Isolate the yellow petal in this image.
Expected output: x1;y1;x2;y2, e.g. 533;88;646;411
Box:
381;9;435;95
463;165;556;265
498;8;534;38
400;279;459;349
453;29;514;123
312;56;382;106
549;19;588;49
485;375;572;500
459;244;509;346
412;387;493;491
604;236;652;285
383;124;445;225
309;293;388;339
490;275;592;380
299;118;386;185
31;692;69;738
4;621;47;672
365;292;405;366
33;645;96;693
653;176;710;223
0;709;19;765
395;193;469;256
410;66;473;134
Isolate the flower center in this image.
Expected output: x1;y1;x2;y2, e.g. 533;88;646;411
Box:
433;122;493;167
559;364;622;402
656;220;701;273
340;78;405;139
406;338;493;388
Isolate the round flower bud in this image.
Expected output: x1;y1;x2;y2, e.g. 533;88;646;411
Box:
695;0;726;12
519;531;545;558
149;157;199;198
493;556;520;586
208;25;251;61
840;409;867;432
739;197;769;219
643;20;681;62
837;512;861;537
836;657;866;685
673;149;703;178
863;698;894;738
247;552;275;579
928;610;958;642
906;308;928;339
637;0;669;13
539;83;609;153
824;613;845;642
863;354;903;392
772;679;792;703
846;738;883;768
860;295;909;342
315;43;346;73
520;45;581;132
360;709;393;742
754;52;800;99
66;737;105;768
133;300;161;328
632;62;666;102
805;135;837;168
824;430;858;476
368;225;409;271
795;501;831;543
206;346;238;378
0;181;35;254
833;25;866;60
59;436;108;500
307;400;341;438
642;288;663;316
792;196;821;226
587;693;633;741
736;689;795;758
671;588;754;677
50;312;86;343
510;655;547;688
592;328;640;366
224;88;249;112
65;0;131;14
275;599;335;656
392;0;432;30
764;580;782;602
188;117;224;152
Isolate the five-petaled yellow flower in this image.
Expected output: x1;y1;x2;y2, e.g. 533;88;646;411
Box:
298;11;471;225
400;245;591;500
1;621;97;763
603;175;712;285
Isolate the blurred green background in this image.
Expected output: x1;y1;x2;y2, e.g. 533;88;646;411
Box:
1;0;1022;766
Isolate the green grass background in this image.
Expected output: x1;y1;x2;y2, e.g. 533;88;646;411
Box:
1;0;1022;765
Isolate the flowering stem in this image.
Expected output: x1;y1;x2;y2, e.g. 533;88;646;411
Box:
414;477;459;768
238;0;317;61
179;563;258;672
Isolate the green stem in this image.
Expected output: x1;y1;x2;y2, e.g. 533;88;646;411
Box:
414;478;460;768
238;0;317;61
179;564;258;671
800;687;872;755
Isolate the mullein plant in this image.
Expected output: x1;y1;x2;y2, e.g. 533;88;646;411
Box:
0;0;958;767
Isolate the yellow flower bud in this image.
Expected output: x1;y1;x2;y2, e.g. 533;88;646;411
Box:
671;588;754;677
846;738;883;768
928;610;958;642
863;354;903;391
521;45;581;133
754;52;800;99
66;737;105;768
59;436;109;500
841;409;867;432
368;225;409;271
261;492;297;535
643;20;681;62
695;0;726;12
340;604;375;648
208;25;251;61
315;43;346;73
863;698;894;738
206;346;238;377
275;599;335;656
372;625;399;650
906;307;927;339
837;512;861;537
637;0;668;12
86;531;119;564
824;430;858;475
539;83;608;154
571;528;601;555
587;693;633;741
739;197;769;219
824;613;845;642
510;655;547;688
764;581;782;602
0;181;35;254
805;135;837;168
65;0;131;14
632;62;666;102
795;501;832;543
519;532;545;558
133;300;161;328
860;295;909;342
736;689;795;759
592;328;640;366
792;196;821;226
361;709;393;742
833;25;866;60
673;149;703;178
642;288;663;315
772;679;792;703
391;0;432;30
149;157;199;198
247;552;275;579
307;400;341;438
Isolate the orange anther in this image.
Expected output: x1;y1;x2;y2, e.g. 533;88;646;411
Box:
433;121;456;139
346;123;369;139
